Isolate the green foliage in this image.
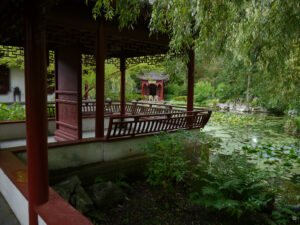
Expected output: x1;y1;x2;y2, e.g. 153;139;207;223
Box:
142;130;220;188
164;83;186;97
271;206;300;225
82;62;138;99
0;46;24;69
284;117;300;134
0;103;26;121
194;81;213;104
215;82;230;102
242;142;300;176
172;96;187;102
211;112;258;126
90;0;300;114
190;152;275;218
88;0;141;29
142;130;191;188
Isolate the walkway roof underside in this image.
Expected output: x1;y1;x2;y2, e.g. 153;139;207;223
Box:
0;0;170;58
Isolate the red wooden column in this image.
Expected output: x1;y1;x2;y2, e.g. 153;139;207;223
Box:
24;1;49;225
141;81;144;96
187;50;195;112
95;21;106;138
161;83;164;101
84;84;89;100
120;57;126;116
54;46;82;141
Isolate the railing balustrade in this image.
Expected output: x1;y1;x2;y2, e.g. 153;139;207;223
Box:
7;101;211;139
46;101;211;119
106;110;212;140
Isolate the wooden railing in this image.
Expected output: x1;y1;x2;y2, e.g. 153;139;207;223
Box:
81;101;188;116
43;101;212;120
106;110;212;140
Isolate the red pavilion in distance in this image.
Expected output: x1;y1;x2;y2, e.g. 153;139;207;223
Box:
138;71;169;101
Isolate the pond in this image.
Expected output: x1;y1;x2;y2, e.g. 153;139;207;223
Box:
203;111;300;179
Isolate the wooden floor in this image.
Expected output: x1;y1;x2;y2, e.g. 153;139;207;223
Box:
0;131;97;149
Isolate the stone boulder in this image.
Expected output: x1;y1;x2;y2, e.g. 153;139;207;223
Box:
52;175;94;213
89;181;124;209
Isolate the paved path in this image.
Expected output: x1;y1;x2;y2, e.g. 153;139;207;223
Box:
0;193;20;225
0;131;97;149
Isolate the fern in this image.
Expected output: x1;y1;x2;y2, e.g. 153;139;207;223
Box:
190;152;275;218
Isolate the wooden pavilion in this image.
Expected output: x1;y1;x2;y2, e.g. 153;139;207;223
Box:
0;1;211;225
138;71;169;101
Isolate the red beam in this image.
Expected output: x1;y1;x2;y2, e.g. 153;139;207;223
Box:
187;50;195;112
120;57;126;116
24;1;49;225
95;21;106;138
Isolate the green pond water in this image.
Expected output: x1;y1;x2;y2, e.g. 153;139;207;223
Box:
203;112;300;178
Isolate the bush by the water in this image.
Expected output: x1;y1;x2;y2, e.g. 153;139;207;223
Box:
172;96;187;102
141;130;218;188
190;152;275;218
142;131;299;224
194;81;213;104
141;130;191;187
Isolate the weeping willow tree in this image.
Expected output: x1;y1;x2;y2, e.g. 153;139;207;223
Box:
88;0;300;111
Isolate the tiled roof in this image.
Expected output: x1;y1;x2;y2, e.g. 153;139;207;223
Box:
137;71;169;81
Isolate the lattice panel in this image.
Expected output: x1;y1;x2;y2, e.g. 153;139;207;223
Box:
0;45;176;68
0;46;24;58
82;54;96;66
0;45;55;64
106;58;120;67
81;54;172;68
48;50;55;64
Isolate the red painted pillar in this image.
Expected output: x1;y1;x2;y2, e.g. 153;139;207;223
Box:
24;1;49;225
85;84;89;100
146;85;149;96
187;50;195;112
120;57;126;116
141;81;144;96
161;83;164;101
96;21;106;138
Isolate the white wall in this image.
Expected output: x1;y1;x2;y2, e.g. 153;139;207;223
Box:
0;67;54;103
0;169;29;225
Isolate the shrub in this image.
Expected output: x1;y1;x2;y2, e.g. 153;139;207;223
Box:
142;130;220;189
0;103;26;121
164;83;186;97
172;96;187;102
194;81;213;104
215;82;230;101
126;93;143;101
141;130;191;188
190;152;275;218
164;94;175;101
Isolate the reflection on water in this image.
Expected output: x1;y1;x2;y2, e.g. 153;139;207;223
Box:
204;113;299;153
203;112;300;177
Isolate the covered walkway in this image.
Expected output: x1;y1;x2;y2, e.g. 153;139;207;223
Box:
0;1;211;225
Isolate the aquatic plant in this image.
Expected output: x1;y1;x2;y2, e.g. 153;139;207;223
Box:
210;112;259;126
241;142;300;182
